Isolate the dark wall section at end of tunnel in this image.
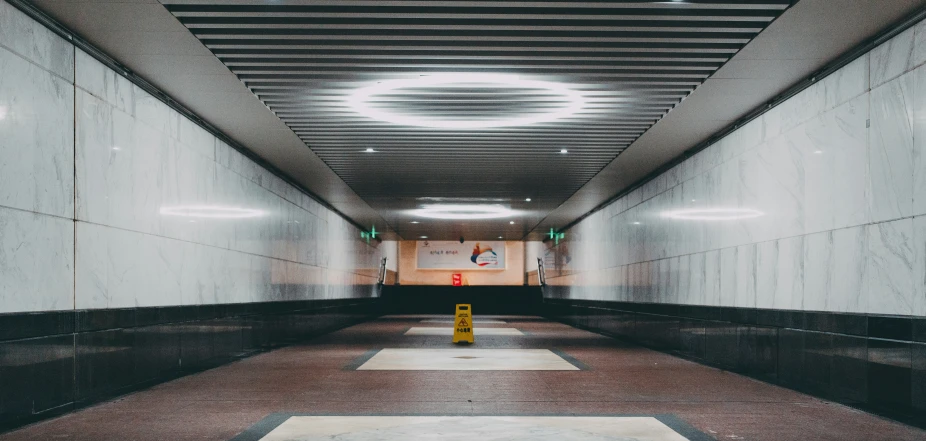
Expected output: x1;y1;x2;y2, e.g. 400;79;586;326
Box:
381;286;543;315
0;297;381;433
541;294;926;429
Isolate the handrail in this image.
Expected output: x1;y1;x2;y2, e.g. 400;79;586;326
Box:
537;257;546;287
378;257;388;285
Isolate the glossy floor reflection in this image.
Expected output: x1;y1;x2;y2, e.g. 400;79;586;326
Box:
248;416;693;441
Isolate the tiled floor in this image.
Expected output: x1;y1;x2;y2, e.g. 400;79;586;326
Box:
1;315;924;441
404;327;524;336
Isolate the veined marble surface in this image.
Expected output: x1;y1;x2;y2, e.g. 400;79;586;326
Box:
0;206;74;313
0;4;393;313
356;349;580;371
404;327;524;336
0;1;73;80
544;21;926;317
258;416;691;441
0;42;74;218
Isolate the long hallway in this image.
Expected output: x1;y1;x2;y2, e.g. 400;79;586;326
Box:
3;316;922;441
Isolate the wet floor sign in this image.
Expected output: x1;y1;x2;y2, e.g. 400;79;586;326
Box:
452;304;474;344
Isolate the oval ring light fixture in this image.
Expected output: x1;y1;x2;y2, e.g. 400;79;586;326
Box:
348;74;585;129
410;204;518;220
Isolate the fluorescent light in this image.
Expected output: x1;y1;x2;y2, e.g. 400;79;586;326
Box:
410;204;518;220
364;148;376;153
560;149;568;154
347;74;585;129
662;208;764;221
159;205;265;219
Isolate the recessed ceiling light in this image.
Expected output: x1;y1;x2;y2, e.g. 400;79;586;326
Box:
420;236;428;239
410;221;420;224
363;148;376;153
632;222;641;225
410;204;518;220
560;149;568;154
347;74;585;129
498;236;503;239
525;198;532;202
509;221;515;225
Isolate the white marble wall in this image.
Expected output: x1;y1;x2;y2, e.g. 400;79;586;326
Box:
0;1;75;313
0;1;392;313
546;22;926;317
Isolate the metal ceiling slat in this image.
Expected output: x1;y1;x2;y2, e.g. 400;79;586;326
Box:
163;0;791;238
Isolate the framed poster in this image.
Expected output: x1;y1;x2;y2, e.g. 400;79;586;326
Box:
416;241;506;270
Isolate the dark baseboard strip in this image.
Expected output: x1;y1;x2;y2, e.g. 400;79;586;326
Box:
542;297;926;343
0;296;383;434
541;298;926;430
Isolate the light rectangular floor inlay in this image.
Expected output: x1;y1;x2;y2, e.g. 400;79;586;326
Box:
355;349;580;371
420;319;507;324
244;416;699;441
404;327;524;336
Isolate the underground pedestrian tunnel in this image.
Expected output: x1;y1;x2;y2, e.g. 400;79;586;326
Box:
1;0;926;439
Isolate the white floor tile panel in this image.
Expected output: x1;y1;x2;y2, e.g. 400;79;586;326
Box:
420;319;507;324
258;416;691;441
356;349;579;371
404;327;524;336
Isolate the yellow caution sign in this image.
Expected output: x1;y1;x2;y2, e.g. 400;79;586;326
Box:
452;304;474;344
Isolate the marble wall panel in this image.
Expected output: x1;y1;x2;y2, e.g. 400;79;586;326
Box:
869;218;915;315
0;45;74;218
0;1;73;79
0;206;74;313
871;27;916;89
870;70;915;224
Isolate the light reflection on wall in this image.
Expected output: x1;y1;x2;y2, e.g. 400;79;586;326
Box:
159;205;265;219
660;208;765;221
662;208;765;221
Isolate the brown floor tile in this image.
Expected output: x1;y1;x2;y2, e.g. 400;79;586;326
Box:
1;317;923;441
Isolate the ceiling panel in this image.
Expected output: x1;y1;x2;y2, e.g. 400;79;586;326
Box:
161;0;793;240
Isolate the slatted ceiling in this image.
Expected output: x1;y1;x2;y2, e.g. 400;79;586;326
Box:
163;0;792;239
